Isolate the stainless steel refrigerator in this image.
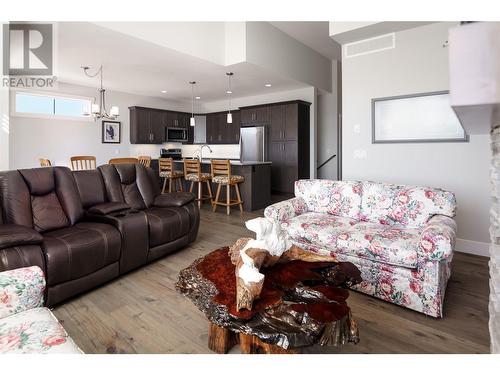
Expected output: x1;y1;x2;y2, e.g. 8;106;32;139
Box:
239;126;267;162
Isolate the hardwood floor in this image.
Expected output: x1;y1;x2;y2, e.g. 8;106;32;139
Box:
52;207;491;354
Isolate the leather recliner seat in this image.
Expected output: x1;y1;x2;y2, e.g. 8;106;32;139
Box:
97;164;199;262
0;164;199;307
0;167;121;306
0;204;46;273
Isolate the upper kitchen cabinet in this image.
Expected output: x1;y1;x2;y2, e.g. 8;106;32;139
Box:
130;107;194;144
165;111;189;128
227;110;241;144
150;110;164;144
240;105;270;127
205;110;240;144
130;106;164;144
270;102;302;141
130;107;152;144
205;112;220;144
186;115;194;144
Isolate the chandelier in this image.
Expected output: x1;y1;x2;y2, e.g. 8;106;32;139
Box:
81;65;119;120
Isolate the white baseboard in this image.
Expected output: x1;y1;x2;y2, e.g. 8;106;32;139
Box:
455;238;490;257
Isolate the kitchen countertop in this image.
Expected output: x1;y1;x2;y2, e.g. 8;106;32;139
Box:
171;159;272;166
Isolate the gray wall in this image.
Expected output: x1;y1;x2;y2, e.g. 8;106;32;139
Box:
342;22;490;251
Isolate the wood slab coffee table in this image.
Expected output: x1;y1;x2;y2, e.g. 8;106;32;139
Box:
176;247;362;354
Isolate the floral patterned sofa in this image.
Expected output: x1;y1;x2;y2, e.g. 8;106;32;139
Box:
264;180;457;318
0;266;81;353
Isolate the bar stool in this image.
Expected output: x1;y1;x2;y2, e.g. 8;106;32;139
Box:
138;155;151;168
159;157;184;193
183;159;213;208
210;159;244;215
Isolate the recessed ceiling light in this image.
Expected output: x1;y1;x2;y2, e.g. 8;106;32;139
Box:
226;90;232;94
265;83;272;87
161;90;167;93
195;96;201;100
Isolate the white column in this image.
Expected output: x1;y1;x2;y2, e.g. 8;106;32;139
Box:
0;23;9;170
491;126;500;353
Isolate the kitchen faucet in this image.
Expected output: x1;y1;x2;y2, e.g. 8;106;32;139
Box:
199;144;213;161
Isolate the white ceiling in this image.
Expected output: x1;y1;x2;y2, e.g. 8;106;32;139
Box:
55;22;307;103
270;21;342;61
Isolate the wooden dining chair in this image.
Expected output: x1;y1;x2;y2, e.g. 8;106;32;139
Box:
108;157;139;165
39;158;52;167
159;158;184;193
70;156;97;170
138;156;152;168
183;159;213;208
210;159;244;215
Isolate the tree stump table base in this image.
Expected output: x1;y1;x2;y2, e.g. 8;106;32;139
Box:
176;247;362;354
208;322;298;354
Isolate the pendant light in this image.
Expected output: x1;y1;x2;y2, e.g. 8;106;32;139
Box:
189;81;196;127
226;72;233;124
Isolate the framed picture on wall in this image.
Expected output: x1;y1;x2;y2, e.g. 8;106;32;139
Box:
102;121;121;144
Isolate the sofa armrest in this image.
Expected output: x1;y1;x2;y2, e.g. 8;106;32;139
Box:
0;266;45;319
419;215;457;261
264;197;309;223
88;202;131;215
154;192;195;207
0;224;43;250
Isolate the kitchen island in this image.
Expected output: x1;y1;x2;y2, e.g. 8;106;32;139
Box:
150;159;271;212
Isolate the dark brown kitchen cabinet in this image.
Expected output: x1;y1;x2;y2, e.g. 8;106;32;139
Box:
270;142;284;192
226;110;241;144
130;106;194;144
205;113;219;144
270;141;299;193
130;107;151;143
270;103;299;142
240;105;270;126
130;106;164;144
150;110;164;144
186;116;194;144
270;105;285;141
264;100;310;193
206;111;240;144
166;111;182;128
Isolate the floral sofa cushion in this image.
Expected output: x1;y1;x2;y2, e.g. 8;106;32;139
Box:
0;307;81;353
360;181;457;228
283;212;420;268
294;180;363;219
0;266;45;320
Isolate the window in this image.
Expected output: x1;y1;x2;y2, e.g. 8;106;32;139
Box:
13;92;92;120
372;91;468;143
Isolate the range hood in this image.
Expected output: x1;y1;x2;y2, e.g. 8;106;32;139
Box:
449;22;500;134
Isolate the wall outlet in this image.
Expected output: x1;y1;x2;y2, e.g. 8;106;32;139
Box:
354;149;367;159
353;124;361;134
115;149;120;155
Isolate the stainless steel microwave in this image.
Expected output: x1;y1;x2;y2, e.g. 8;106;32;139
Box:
166;127;188;142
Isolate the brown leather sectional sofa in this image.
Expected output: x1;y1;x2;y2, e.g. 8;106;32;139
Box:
0;163;199;307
